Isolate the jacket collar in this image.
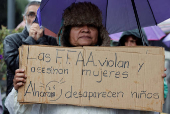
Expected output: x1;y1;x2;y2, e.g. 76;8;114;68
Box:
22;27;29;37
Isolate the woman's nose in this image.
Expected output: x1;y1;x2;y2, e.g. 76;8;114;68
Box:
81;26;90;33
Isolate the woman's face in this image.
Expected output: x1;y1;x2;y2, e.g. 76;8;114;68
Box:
69;25;98;46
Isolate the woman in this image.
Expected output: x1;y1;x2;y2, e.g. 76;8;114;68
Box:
5;2;166;114
6;2;111;114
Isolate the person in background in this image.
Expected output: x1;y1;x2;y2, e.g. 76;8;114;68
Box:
117;29;149;46
3;1;57;97
15;7;58;38
4;2;57;114
117;29;167;114
118;29;170;114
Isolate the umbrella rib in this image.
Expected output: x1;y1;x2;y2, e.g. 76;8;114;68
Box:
131;0;146;46
146;0;157;25
105;0;108;27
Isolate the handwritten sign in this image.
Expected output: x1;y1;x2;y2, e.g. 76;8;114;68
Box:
18;45;165;112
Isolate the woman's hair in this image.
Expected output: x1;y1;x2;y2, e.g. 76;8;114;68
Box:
62;25;103;47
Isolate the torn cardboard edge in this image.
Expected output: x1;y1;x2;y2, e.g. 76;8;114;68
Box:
20;45;165;55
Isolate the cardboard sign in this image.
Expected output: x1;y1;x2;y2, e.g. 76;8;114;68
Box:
18;45;165;112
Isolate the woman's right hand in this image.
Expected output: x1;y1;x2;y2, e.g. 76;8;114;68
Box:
13;69;27;90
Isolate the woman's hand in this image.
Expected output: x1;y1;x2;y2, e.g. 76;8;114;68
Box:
162;68;167;78
13;69;27;90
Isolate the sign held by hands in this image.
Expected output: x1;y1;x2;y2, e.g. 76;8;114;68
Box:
18;45;165;112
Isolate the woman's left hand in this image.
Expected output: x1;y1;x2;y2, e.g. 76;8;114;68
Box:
162;68;167;78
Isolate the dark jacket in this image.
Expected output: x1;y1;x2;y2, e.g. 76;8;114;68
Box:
117;29;149;46
3;27;58;95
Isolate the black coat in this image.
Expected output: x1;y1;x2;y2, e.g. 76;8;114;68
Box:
3;27;58;95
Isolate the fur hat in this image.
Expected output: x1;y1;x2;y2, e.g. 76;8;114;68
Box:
57;2;110;46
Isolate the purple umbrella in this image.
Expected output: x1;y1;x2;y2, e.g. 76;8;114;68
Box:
163;34;170;47
36;0;170;45
110;25;166;41
158;18;170;34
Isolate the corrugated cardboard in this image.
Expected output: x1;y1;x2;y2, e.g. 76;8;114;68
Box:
18;45;165;112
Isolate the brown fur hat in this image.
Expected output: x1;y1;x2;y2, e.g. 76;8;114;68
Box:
57;2;110;46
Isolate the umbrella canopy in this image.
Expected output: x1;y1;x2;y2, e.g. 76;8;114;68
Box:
163;33;170;47
37;0;170;37
110;25;166;41
37;0;108;34
106;0;170;34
